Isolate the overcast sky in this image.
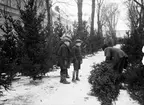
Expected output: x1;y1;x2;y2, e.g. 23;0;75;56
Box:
52;0;129;31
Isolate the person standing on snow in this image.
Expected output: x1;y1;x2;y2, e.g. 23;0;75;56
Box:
58;36;72;84
71;39;83;82
63;36;72;78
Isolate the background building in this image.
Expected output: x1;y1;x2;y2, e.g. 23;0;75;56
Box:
0;0;73;34
51;5;73;30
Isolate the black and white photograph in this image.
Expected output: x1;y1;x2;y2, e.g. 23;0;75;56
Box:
0;0;144;105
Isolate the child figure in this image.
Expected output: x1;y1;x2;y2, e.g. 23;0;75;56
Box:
72;39;82;82
58;36;72;84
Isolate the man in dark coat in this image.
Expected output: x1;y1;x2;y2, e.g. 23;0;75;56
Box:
102;44;128;74
71;39;82;82
102;44;128;89
58;37;72;84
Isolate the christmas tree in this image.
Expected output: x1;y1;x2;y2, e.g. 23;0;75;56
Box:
0;14;19;93
15;0;49;80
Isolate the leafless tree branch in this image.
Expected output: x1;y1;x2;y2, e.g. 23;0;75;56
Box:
133;0;144;9
52;1;75;7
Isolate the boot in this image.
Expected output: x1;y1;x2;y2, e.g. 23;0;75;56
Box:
60;74;70;84
60;74;64;83
66;70;70;78
72;71;76;82
76;70;80;81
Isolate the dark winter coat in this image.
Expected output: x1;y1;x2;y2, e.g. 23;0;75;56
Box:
58;43;72;69
72;45;82;70
104;47;128;72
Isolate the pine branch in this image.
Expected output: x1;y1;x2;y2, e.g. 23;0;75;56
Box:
0;25;7;34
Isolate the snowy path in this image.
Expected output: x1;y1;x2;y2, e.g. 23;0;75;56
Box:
0;48;140;105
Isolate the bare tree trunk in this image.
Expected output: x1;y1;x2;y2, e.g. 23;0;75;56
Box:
97;4;100;35
96;0;104;36
77;0;83;36
45;0;52;35
90;0;95;36
133;0;144;9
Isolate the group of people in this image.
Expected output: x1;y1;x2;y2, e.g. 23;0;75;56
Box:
57;36;83;84
57;34;130;84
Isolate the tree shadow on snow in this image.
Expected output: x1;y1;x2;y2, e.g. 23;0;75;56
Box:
42;75;60;79
24;79;44;86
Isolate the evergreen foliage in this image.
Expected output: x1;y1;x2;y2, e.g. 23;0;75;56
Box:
87;33;104;54
89;62;120;105
71;21;89;56
120;1;144;104
0;15;19;93
54;17;65;38
71;21;104;56
121;30;143;63
124;62;144;105
14;0;49;79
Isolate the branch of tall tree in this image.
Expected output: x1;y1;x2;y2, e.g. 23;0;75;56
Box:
135;5;141;16
52;1;75;7
22;0;27;5
15;0;21;9
133;0;144;9
37;0;44;9
96;0;104;7
90;0;95;36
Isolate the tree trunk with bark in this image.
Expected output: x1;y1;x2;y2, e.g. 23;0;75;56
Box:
97;4;100;36
45;0;52;35
77;0;83;36
97;0;104;36
90;0;95;36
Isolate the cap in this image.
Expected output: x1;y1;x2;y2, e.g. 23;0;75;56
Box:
62;36;72;43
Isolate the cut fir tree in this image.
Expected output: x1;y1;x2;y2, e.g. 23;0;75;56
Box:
89;62;121;105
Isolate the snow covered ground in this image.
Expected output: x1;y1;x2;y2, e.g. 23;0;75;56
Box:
0;45;140;105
